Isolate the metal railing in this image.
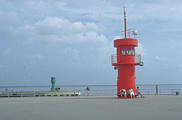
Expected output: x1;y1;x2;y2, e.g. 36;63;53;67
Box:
0;85;181;97
111;54;117;64
135;54;141;64
111;53;143;65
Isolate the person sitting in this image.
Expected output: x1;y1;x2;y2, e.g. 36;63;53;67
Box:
136;86;144;98
120;89;127;98
128;88;135;98
86;86;90;96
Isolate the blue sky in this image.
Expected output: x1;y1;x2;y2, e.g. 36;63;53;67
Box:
0;0;182;86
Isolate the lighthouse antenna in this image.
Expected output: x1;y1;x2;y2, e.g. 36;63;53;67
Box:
124;7;127;39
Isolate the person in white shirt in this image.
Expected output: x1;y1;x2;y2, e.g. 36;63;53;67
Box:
128;88;135;98
120;89;127;98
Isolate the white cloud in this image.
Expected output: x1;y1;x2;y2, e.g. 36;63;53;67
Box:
64;47;79;59
155;56;166;61
28;54;44;65
16;16;111;67
58;0;182;23
113;36;122;40
18;17;106;44
121;0;182;23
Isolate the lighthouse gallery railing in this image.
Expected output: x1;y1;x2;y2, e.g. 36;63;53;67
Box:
111;54;142;65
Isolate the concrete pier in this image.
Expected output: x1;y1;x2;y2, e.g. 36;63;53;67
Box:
0;95;181;120
0;91;81;97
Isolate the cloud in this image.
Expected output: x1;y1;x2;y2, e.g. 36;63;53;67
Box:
15;16;111;67
18;17;107;44
0;11;19;32
112;36;122;40
28;54;44;65
2;0;182;85
59;0;182;23
120;0;182;23
64;47;79;59
155;56;166;61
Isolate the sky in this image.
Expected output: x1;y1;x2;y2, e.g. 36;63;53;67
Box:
0;0;182;86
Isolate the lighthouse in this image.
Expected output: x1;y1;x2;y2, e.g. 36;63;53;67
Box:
111;8;143;98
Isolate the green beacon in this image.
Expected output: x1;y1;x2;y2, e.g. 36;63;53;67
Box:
51;77;56;92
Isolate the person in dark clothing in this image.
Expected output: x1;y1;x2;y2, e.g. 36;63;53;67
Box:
136;86;144;98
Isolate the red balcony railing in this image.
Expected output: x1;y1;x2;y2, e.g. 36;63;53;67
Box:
111;54;143;66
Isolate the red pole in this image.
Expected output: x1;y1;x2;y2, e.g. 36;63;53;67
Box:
124;7;127;39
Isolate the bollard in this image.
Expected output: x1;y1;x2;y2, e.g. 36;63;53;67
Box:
176;91;179;95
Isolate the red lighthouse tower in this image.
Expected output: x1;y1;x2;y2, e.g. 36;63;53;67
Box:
111;8;143;98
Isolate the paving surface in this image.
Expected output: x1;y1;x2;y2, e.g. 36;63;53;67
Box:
0;95;181;120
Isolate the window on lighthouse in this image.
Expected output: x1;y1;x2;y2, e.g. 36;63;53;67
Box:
122;49;126;55
122;48;135;55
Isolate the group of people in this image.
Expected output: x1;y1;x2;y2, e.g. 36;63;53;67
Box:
86;85;159;97
120;86;144;98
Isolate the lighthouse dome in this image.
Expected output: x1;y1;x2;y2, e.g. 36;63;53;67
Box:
132;30;138;36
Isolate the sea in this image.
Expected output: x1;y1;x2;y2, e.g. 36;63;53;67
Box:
0;84;182;96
